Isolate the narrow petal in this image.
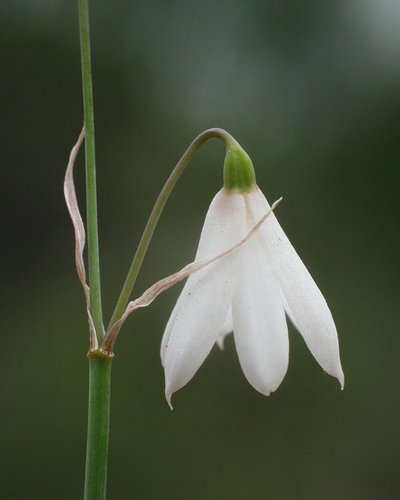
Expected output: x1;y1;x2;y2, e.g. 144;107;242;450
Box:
232;233;288;395
162;189;247;406
246;187;344;387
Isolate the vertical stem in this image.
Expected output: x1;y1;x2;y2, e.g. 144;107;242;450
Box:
78;0;104;339
78;1;109;498
84;357;112;500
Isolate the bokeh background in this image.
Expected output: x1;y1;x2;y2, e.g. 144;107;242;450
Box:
2;1;399;498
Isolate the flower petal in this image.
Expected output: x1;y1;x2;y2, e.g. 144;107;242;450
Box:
162;189;247;407
247;187;344;387
232;232;288;395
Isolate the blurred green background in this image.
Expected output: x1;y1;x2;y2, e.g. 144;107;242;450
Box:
2;1;399;498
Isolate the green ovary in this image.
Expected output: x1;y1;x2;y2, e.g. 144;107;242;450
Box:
223;142;256;192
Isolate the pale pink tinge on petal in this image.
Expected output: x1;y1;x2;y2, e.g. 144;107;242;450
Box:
162;189;247;407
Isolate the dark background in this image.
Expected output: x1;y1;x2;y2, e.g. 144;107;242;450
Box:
1;1;399;499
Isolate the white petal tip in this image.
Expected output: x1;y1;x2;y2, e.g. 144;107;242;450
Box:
249;379;282;397
324;368;344;390
335;368;345;390
165;391;174;410
247;373;285;397
254;386;272;397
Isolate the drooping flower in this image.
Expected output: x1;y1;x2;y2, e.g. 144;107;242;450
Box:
161;140;344;407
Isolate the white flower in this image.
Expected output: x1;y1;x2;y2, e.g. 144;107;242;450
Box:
161;142;344;407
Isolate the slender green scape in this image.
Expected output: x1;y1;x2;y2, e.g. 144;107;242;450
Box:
78;1;109;499
107;128;240;329
78;0;104;341
84;357;111;500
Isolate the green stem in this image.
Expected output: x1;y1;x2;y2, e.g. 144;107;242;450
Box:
78;1;109;498
84;356;112;500
78;0;104;341
107;128;236;330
